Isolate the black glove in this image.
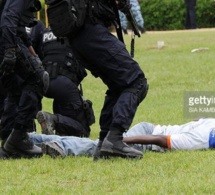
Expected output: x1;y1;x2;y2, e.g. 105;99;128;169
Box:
0;48;16;75
118;0;131;13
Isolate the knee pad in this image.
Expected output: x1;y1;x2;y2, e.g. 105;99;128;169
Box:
123;78;149;105
137;78;149;104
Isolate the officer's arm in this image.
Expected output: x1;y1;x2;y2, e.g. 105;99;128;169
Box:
18;26;33;48
123;135;168;148
1;0;25;49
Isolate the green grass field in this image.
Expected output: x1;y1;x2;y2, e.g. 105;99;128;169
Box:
1;29;215;194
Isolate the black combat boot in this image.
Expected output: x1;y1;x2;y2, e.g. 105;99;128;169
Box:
100;129;143;159
1;139;19;159
93;140;103;161
93;140;110;161
3;129;43;158
36;111;57;135
0;148;10;159
0;146;20;159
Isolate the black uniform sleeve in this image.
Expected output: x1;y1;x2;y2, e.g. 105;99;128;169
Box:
17;26;32;47
0;0;26;49
31;20;46;58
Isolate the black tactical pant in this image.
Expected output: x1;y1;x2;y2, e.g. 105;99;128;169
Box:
69;23;148;140
0;80;7;119
0;40;44;140
0;74;41;140
45;75;91;137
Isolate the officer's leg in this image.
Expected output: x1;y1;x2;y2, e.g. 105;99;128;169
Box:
52;79;91;137
3;89;42;157
38;76;90;137
0;96;5;119
1;96;18;141
3;43;49;158
1;96;37;141
0;74;23;142
93;93;118;160
0;92;6;134
101;77;148;158
55;114;90;137
0;79;7;119
0;37;6;136
69;24;148;159
36;110;88;136
95;33;148;158
99;93;118;139
94;78;148;160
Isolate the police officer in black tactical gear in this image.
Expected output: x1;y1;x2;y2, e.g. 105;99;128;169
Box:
56;0;149;159
0;0;49;158
0;18;44;159
0;20;43;138
35;26;94;137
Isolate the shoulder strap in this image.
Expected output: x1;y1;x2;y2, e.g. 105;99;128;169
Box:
111;0;124;43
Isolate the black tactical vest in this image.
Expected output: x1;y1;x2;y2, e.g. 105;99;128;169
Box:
42;27;87;84
42;28;67;63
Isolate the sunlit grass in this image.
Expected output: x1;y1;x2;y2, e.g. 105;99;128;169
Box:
2;28;215;194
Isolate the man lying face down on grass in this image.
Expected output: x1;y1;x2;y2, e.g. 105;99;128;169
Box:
2;117;215;159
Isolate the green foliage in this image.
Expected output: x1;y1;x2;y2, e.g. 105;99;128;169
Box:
38;0;215;30
141;0;215;30
140;0;184;30
196;0;215;28
37;0;46;26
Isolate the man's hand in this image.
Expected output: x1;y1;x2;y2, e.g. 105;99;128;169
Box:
0;48;16;75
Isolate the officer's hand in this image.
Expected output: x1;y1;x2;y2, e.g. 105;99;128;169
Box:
0;48;16;75
118;0;131;13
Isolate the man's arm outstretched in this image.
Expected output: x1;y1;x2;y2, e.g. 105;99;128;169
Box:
123;135;168;148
